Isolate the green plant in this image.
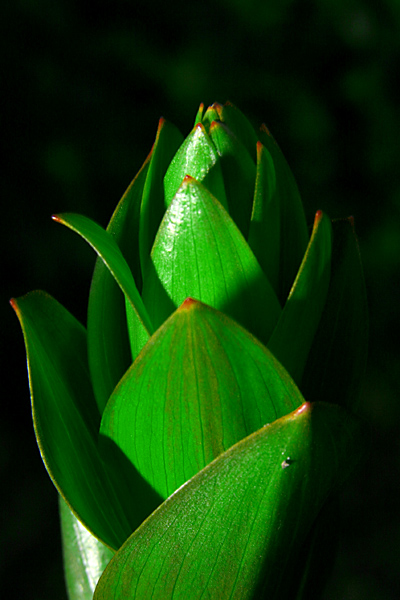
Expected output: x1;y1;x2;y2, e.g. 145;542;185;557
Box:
11;102;368;599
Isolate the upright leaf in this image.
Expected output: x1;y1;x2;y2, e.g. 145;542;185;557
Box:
301;217;368;411
10;292;133;550
142;177;281;344
258;124;309;303
87;155;150;413
59;497;114;600
95;402;364;600
163;122;228;210
53;213;154;377
100;298;301;501
268;211;332;386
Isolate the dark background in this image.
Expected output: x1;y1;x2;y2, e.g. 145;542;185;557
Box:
2;0;400;598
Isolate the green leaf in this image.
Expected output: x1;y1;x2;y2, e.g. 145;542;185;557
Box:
163;122;228;211
301;217;369;411
209;119;256;238
193;102;204;126
10;291;133;550
218;101;259;162
258;124;309;303
87;154;150;413
139;117;183;276
100;298;302;501
142;177;281;344
94;401;364;600
53;212;154;364
248;141;280;294
59;496;114;600
268;211;333;386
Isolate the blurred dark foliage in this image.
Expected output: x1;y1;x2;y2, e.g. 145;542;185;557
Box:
2;0;400;598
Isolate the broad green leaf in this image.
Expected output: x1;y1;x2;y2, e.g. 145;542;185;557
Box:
100;298;301;501
94;402;364;600
87;154;150;413
141;177;281;344
163;122;228;211
248;141;280;293
258;124;309;303
10;291;133;550
59;497;114;600
301;217;368;411
209;120;256;238
268;211;333;386
139;117;183;275
53;213;153;365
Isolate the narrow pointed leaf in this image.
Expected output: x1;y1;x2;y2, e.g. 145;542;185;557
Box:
163;122;228;210
94;402;364;600
87;155;150;413
301;217;368;411
100;298;301;501
142;177;281;344
268;211;333;386
209;120;256;238
59;497;114;600
53;212;153;340
139;117;183;275
193;102;204;126
248;141;280;293
10;291;133;550
219;101;259;162
258;124;309;303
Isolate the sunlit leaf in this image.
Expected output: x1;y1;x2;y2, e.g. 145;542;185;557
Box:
94;402;364;600
142;177;281;344
100;298;302;501
163;122;228;210
59;497;114;600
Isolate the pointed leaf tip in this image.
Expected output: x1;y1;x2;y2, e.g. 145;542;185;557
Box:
178;297;199;310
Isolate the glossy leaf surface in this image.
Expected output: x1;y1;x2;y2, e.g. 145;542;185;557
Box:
301;217;368;411
10;291;133;550
87;155;150;413
101;298;303;501
268;211;332;386
142;177;281;343
59;497;114;600
163;122;228;210
95;402;364;600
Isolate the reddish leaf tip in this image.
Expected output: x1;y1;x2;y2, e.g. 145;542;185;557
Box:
314;210;324;223
183;174;196;184
51;214;62;223
178;297;200;311
9;297;18;313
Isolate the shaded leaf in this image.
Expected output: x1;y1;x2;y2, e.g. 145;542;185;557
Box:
209;119;256;238
301;217;368;411
10;291;133;550
100;298;303;501
94;402;364;600
142;177;281;344
248;141;280;293
258;124;309;303
268;211;332;386
87;155;150;413
53;212;153;367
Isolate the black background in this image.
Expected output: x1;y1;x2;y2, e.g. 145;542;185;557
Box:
2;1;400;598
